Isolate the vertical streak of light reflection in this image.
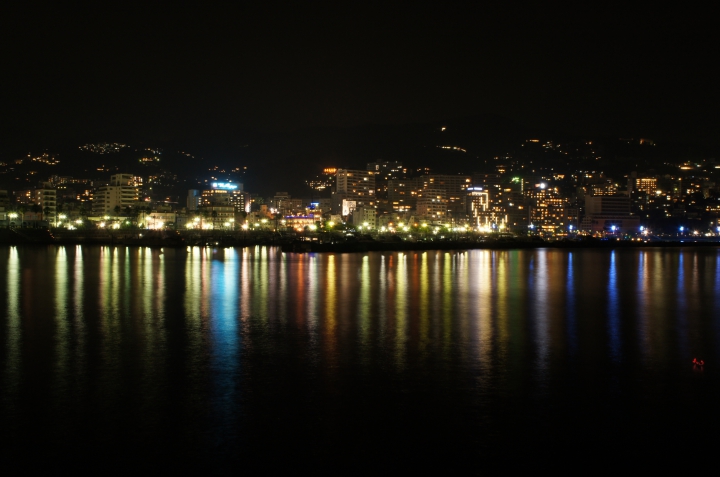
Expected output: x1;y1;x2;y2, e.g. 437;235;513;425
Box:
324;254;337;362
535;251;549;370
455;252;470;363
3;247;21;408
307;254;319;330
378;255;387;341
395;252;408;370
184;247;202;322
240;248;252;322
357;255;370;360
272;249;287;325
254;246;269;320
154;249;166;320
649;250;669;363
183;247;202;388
209;248;240;435
676;253;689;359
565;252;578;358
607;251;621;363
98;247;120;398
419;252;430;359
72;246;87;397
495;252;509;366
637;251;651;362
54;247;69;406
442;253;453;357
475;251;494;386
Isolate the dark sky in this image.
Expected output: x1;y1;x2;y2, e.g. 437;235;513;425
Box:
2;2;718;148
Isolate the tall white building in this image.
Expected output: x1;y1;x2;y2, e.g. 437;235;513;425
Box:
92;173;140;215
35;187;57;223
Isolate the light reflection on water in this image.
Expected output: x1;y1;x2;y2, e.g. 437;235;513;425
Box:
1;245;720;470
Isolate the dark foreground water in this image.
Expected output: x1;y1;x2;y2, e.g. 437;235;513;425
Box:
1;245;719;473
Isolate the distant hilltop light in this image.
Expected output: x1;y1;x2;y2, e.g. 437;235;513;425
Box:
79;143;128;154
438;145;466;153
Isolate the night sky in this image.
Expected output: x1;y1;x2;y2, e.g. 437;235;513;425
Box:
2;3;718;148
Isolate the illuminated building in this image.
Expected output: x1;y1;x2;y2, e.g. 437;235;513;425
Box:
416;187;447;220
335;169;376;198
422;174;472;220
92;173;140;215
283;214;319;230
352;206;377;228
526;183;568;232
581;195;640;233
35;186;57;223
332;169;376;215
268;192;306;215
146;212;176;229
634;177;658;195
367;161;405;200
13;189;34;206
200;182;245;213
387;177;420;212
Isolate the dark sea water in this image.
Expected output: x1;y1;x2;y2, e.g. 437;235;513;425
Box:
1;245;719;474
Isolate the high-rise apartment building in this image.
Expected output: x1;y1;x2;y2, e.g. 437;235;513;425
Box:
332;169;376;215
35;186;57;223
92;173;140;215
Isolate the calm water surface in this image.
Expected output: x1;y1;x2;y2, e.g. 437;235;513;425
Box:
1;245;719;473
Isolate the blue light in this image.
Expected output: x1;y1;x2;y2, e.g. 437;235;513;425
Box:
212;182;238;190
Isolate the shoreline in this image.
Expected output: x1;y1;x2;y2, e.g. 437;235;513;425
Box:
1;227;719;251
